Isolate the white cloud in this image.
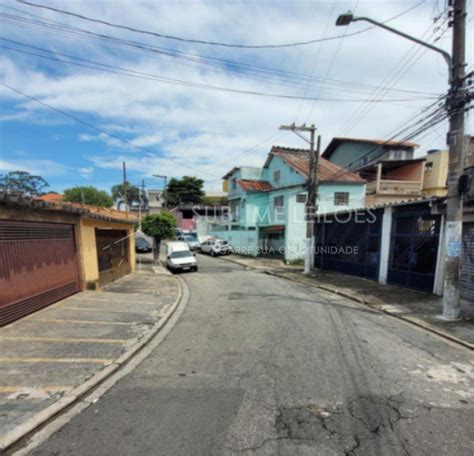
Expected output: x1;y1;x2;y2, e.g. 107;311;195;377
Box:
1;0;472;188
79;166;95;178
0;159;69;177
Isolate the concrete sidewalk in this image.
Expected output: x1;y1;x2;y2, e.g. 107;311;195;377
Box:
220;254;474;348
0;270;180;451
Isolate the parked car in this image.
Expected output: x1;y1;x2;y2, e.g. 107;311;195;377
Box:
200;238;233;256
177;233;200;251
166;241;198;273
135;237;152;253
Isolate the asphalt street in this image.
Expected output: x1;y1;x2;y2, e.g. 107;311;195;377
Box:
27;255;473;455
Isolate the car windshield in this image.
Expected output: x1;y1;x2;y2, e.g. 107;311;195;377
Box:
182;236;196;242
216;240;228;245
136;239;150;246
171;251;193;259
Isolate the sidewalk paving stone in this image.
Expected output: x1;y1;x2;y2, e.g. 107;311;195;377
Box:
0;270;179;447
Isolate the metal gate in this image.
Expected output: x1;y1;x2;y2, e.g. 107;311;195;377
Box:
314;210;383;280
95;229;130;287
461;222;474;302
387;211;440;293
0;220;81;326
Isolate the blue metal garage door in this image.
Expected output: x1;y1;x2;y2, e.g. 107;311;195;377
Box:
387;211;440;293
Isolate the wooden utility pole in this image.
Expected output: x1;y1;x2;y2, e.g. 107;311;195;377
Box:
442;0;468;320
280;124;320;273
122;161;128;211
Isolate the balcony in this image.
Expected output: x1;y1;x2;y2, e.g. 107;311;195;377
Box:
366;179;422;196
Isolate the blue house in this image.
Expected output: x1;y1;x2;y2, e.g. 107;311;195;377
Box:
210;146;366;262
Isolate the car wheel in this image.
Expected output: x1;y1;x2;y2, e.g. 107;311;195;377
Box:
193;266;198;272
211;250;216;257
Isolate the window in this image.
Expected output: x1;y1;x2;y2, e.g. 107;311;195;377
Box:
425;162;433;172
334;192;349;206
273;170;281;182
231;178;237;190
296;193;307;203
389;150;406;160
273;195;284;207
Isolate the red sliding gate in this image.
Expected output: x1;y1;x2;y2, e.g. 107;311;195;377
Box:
0;220;81;326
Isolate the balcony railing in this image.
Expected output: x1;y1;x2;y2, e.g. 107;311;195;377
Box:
366;179;422;195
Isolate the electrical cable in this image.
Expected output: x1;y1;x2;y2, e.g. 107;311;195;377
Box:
16;0;425;49
0;81;222;178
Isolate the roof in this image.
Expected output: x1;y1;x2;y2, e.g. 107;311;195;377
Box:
237;179;273;192
322;137;419;159
319;196;444;219
40;193;64;202
0;191;137;225
222;167;241;179
266;146;365;183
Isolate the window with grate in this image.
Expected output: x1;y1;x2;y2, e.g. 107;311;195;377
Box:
273;195;284;207
296;193;307;203
334;192;349;206
273;170;281;182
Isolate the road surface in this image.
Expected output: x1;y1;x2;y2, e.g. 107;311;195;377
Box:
28;255;473;455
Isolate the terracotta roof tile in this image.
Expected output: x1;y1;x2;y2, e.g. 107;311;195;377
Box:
268;146;365;183
237;179;273;192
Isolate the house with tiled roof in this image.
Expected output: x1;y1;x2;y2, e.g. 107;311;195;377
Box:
322;137;429;206
210;146;366;262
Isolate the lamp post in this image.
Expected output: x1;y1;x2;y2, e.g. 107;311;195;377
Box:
336;2;468;320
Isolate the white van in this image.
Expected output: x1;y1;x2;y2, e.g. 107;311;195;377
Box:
165;241;198;273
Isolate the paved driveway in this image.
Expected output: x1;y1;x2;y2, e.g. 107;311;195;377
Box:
0;271;178;443
27;255;474;455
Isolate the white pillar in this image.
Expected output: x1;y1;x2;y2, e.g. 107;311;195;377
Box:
378;207;393;284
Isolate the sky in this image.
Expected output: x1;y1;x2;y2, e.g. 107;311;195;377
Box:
0;0;473;194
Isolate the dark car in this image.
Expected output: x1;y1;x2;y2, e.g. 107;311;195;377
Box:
135;237;152;253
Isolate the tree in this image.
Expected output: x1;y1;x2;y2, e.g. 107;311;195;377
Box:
63;186;114;207
0;170;49;195
163;176;204;207
111;181;140;206
142;212;177;261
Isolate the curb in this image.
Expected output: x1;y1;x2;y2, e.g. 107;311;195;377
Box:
0;276;183;454
265;271;474;351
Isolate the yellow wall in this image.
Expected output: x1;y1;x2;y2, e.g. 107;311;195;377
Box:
79;218;136;289
423;150;448;197
222;179;228;192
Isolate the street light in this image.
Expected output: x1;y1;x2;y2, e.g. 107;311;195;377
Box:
335;11;452;71
335;3;469;321
335;12;353;26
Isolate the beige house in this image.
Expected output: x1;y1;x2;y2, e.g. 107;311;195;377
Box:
0;192;137;326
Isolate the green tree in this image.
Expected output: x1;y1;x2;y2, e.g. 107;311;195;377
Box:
111;181;140;205
63;186;114;207
163;176;204;207
142;212;177;260
0;170;49;195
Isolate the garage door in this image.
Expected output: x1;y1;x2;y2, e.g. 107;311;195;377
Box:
461;222;474;302
0;220;81;326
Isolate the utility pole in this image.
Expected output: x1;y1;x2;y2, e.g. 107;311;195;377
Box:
279;123;320;274
122;161;128;211
442;0;467;320
335;4;470;319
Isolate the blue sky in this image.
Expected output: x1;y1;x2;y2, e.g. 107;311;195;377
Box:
1;0;473;195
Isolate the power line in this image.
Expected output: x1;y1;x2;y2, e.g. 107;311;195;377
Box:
0;81;221;178
305;0;360;123
0;8;440;98
15;0;403;49
0;42;438;103
336;15;449;137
